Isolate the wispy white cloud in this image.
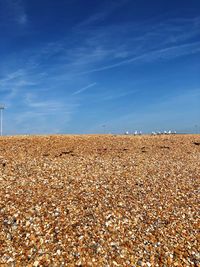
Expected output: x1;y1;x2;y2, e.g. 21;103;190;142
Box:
77;41;200;75
0;69;24;85
37;16;200;81
12;110;73;134
17;13;27;25
25;93;62;110
102;89;138;101
0;0;28;27
76;0;130;28
24;91;80;112
6;90;80;134
0;69;38;107
72;82;97;95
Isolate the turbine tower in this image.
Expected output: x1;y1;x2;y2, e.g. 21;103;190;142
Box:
0;105;5;136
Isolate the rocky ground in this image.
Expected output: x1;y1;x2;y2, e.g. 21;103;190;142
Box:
0;134;199;266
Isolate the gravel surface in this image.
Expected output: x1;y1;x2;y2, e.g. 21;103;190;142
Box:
0;135;199;266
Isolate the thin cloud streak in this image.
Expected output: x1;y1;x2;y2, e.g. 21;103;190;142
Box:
72;82;97;95
76;0;130;28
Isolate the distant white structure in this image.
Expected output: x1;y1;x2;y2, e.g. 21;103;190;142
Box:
0;105;5;136
133;130;142;135
151;130;176;135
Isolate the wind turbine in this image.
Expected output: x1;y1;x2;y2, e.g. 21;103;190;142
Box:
0;105;5;136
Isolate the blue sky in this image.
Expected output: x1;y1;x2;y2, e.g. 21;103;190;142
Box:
0;0;200;134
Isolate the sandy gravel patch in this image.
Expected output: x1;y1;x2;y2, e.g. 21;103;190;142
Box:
0;135;199;266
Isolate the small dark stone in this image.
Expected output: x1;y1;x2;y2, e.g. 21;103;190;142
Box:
193;142;200;146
